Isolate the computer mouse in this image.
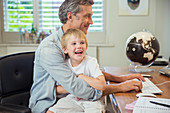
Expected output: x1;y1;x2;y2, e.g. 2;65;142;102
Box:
136;93;157;98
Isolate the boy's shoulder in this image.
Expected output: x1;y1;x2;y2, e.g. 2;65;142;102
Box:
85;55;98;64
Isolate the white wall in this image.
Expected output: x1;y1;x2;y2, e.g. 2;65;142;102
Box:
155;0;170;59
98;0;170;68
98;0;158;67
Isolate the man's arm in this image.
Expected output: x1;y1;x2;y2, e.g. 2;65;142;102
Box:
102;80;143;96
102;71;144;96
78;75;106;91
102;71;145;82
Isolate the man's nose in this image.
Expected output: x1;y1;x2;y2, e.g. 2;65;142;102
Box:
89;17;93;25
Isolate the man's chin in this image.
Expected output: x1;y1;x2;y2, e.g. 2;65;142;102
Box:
84;31;87;34
79;28;88;34
83;29;88;34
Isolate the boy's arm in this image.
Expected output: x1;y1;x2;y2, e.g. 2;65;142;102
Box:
78;75;106;91
56;85;69;94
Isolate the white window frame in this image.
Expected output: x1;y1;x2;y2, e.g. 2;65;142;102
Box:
1;0;108;44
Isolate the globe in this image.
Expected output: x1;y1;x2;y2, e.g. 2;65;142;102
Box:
126;31;160;72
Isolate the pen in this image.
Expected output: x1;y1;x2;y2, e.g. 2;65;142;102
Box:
168;56;170;67
150;100;170;108
142;74;153;78
142;75;153;78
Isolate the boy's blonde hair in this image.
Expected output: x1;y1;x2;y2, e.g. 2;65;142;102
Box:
61;29;88;49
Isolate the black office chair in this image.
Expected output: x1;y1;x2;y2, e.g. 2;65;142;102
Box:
0;52;35;113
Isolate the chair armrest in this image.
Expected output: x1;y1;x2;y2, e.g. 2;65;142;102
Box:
0;103;31;113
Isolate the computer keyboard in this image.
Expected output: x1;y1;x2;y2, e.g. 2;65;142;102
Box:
141;78;163;94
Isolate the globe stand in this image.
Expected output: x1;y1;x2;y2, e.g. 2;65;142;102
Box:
128;63;155;73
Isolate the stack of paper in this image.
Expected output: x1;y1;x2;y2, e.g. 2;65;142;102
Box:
133;97;170;113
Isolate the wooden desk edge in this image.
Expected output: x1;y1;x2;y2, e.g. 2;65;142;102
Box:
107;81;121;113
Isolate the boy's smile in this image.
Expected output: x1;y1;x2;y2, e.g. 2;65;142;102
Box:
75;49;83;56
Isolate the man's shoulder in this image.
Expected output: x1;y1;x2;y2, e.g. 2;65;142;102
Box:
41;31;60;43
38;31;62;49
40;27;63;44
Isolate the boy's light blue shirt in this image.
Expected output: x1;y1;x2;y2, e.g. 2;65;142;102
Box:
29;27;102;113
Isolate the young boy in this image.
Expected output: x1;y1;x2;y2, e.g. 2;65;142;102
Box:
48;29;106;113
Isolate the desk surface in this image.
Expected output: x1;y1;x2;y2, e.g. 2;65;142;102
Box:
104;66;170;113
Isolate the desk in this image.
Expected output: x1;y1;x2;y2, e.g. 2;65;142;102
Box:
104;66;170;113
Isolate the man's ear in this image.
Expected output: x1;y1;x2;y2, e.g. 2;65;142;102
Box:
67;12;73;22
62;48;68;54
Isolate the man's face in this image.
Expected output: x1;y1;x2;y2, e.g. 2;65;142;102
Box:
71;5;93;34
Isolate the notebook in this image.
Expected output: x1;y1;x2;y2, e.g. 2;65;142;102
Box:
133;97;170;113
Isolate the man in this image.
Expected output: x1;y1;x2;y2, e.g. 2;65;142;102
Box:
29;0;144;113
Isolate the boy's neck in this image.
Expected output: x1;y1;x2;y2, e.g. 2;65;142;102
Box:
70;58;84;67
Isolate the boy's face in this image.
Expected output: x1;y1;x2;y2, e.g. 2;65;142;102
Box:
71;5;93;34
63;35;87;64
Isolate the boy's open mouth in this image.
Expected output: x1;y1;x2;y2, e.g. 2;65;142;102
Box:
75;51;83;54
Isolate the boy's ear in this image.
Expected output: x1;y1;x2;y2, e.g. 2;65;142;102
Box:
62;48;68;54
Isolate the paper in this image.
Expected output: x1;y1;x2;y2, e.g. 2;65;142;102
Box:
125;100;137;111
133;97;170;113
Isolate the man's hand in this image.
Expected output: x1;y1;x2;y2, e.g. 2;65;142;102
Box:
119;80;143;92
102;79;143;96
120;73;145;82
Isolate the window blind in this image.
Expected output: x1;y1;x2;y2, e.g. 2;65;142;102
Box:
3;0;103;32
90;0;103;32
38;0;63;33
3;0;33;32
38;0;103;32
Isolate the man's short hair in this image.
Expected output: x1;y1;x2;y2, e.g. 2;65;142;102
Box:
59;0;94;24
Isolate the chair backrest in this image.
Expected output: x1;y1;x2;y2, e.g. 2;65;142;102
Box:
0;52;35;107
